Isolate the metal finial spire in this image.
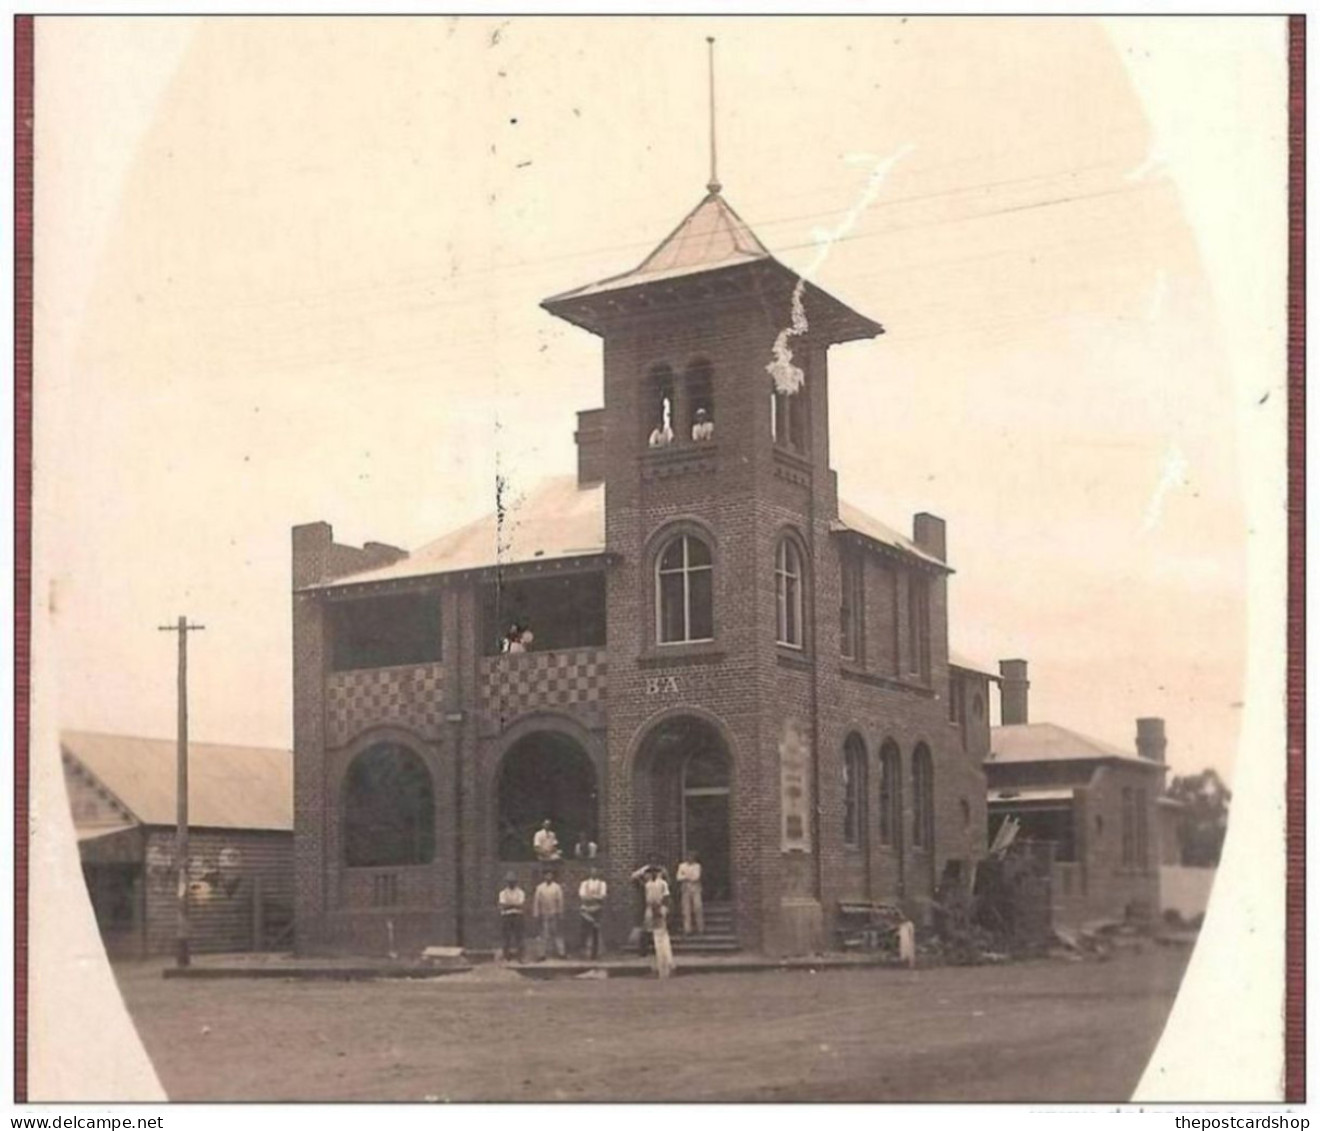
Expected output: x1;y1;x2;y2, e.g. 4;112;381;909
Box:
706;36;721;195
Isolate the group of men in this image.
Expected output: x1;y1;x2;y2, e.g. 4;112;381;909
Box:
496;851;705;967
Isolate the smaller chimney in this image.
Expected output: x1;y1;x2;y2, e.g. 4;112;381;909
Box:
999;659;1029;726
913;513;946;562
575;408;606;487
1136;717;1167;763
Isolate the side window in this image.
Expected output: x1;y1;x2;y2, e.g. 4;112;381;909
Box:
656;533;715;644
911;743;934;849
771;386;808;454
878;741;902;847
843;734;868;848
686;359;715;442
906;574;931;681
775;538;805;648
840;552;864;662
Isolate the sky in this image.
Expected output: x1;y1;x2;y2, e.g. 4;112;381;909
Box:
33;15;1287;780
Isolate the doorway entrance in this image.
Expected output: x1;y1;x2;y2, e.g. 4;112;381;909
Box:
635;715;733;901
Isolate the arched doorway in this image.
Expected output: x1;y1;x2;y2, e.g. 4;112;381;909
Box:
496;731;599;862
635;715;732;900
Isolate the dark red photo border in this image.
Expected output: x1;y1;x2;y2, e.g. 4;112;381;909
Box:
6;12;1307;1105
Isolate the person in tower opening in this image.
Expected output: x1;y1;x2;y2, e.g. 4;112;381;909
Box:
533;819;561;862
573;830;598;859
649;396;674;447
676;851;704;935
532;868;566;960
691;407;714;442
497;872;526;962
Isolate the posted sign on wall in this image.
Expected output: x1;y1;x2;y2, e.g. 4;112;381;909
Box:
780;717;812;853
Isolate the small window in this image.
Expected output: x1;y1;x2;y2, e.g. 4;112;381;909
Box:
775;538;805;648
686;359;715;442
1135;787;1149;868
843;735;867;848
1121;787;1136;866
646;364;676;448
911;743;935;849
906;576;931;681
329;593;443;672
771;387;808;454
840;553;864;661
656;534;714;644
878;741;902;847
960;798;971;828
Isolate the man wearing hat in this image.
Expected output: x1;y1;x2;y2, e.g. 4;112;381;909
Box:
578;866;608;960
497;872;526;962
691;407;714;442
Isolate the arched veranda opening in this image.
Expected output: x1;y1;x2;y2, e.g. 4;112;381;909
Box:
634;715;733;901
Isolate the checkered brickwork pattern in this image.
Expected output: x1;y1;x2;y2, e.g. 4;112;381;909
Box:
481;648;607;717
325;663;446;746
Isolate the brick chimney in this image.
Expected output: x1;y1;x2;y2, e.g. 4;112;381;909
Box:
912;512;946;562
1136;717;1167;763
999;659;1029;726
575;408;606;487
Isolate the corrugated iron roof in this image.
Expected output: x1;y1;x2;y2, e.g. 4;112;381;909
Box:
313;477;607;589
948;650;999;679
543;193;772;303
987;722;1161;769
61;731;293;832
832;500;947;569
317;477;939;590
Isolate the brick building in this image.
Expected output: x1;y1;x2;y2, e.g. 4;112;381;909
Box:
61;731;294;958
291;180;991;957
985;662;1167;927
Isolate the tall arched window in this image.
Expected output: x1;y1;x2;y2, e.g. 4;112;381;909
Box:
775;538;805;648
343;743;435;868
843;734;868;848
912;743;935;849
878;741;902;847
656;534;714;644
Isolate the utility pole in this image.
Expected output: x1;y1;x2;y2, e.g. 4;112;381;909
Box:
158;615;205;967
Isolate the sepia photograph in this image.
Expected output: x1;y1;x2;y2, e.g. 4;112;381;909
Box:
20;13;1295;1107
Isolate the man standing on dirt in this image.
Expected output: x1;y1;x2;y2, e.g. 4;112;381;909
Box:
677;852;704;935
578;866;607;959
532;868;566;960
497;872;526;962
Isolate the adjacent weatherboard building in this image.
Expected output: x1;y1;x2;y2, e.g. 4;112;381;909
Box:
291;174;995;957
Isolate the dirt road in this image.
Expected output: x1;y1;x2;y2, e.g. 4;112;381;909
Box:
112;946;1190;1102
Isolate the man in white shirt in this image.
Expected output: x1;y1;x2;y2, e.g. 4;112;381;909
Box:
676;852;705;935
691;407;714;442
577;867;608;959
497;872;526;961
629;863;670;956
533;819;561;861
532;869;565;960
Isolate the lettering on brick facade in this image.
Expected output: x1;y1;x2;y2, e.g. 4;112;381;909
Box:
645;675;680;695
780;717;813;853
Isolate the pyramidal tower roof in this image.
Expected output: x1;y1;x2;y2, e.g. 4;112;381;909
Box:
542;39;882;344
547;191;771;305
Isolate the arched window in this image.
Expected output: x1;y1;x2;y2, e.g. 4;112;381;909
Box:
775;538;805;648
912;743;935;849
645;364;676;448
656;534;714;644
686;359;715;442
843;734;868;848
497;732;599;861
343;743;435;868
878;741;902;847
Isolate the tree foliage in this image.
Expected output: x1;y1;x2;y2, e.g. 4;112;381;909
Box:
1165;769;1232;867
